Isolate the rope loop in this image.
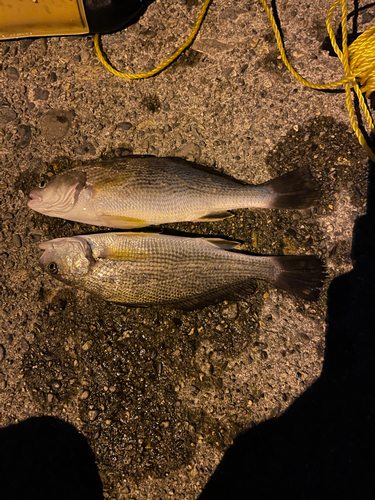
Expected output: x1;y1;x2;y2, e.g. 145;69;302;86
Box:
260;0;375;162
94;0;212;80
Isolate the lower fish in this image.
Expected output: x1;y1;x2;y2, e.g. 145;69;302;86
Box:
28;156;321;229
38;232;326;309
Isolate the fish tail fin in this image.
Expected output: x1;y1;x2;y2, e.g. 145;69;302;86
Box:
271;255;327;300
262;166;321;209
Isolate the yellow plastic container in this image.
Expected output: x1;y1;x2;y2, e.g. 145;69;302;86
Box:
0;0;148;40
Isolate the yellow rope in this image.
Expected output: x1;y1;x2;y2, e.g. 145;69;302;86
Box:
259;0;375;162
94;0;212;79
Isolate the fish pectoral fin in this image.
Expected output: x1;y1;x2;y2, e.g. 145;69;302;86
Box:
98;247;148;261
205;238;242;250
99;214;148;229
193;211;234;222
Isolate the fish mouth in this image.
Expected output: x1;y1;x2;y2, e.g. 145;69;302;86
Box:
28;191;43;208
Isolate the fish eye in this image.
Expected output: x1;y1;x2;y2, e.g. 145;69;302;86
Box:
39;180;47;188
48;262;58;274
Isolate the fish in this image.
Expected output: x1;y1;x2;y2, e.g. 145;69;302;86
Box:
28;156;321;229
38;232;326;309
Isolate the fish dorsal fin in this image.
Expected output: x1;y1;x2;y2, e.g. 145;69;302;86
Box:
194;211;234;222
99;214;148;229
205;238;242;250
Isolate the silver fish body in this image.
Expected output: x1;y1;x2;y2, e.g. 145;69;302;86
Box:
28;157;321;229
38;232;326;309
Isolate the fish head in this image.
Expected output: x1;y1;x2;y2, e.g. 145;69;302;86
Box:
39;236;95;286
28;170;86;217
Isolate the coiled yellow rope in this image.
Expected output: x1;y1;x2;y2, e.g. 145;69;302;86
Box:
94;0;212;80
260;0;375;162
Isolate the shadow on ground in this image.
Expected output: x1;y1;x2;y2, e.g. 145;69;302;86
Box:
199;162;375;499
0;416;103;500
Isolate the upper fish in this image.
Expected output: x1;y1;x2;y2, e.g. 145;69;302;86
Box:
28;156;321;229
38;232;326;309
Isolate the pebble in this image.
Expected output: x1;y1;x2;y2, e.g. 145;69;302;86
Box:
0;344;5;363
12;234;22;248
34;88;49;100
173;142;201;162
30;233;41;243
48;72;57;83
82;340;92;351
117;122;132;130
17;124;32;148
0;105;17;125
361;11;373;23
0;372;7;390
80;390;90;400
155;361;163;377
6;67;19;81
20;338;30;352
74;142;96;156
114;147;132;157
40;109;71;141
222;303;238;320
264;79;273;88
88;409;99;421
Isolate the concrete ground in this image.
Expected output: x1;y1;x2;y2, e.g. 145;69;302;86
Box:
0;0;374;498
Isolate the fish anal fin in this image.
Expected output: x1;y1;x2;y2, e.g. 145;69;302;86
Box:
194;211;234;222
159;280;258;310
99;214;148;229
205;238;242;250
